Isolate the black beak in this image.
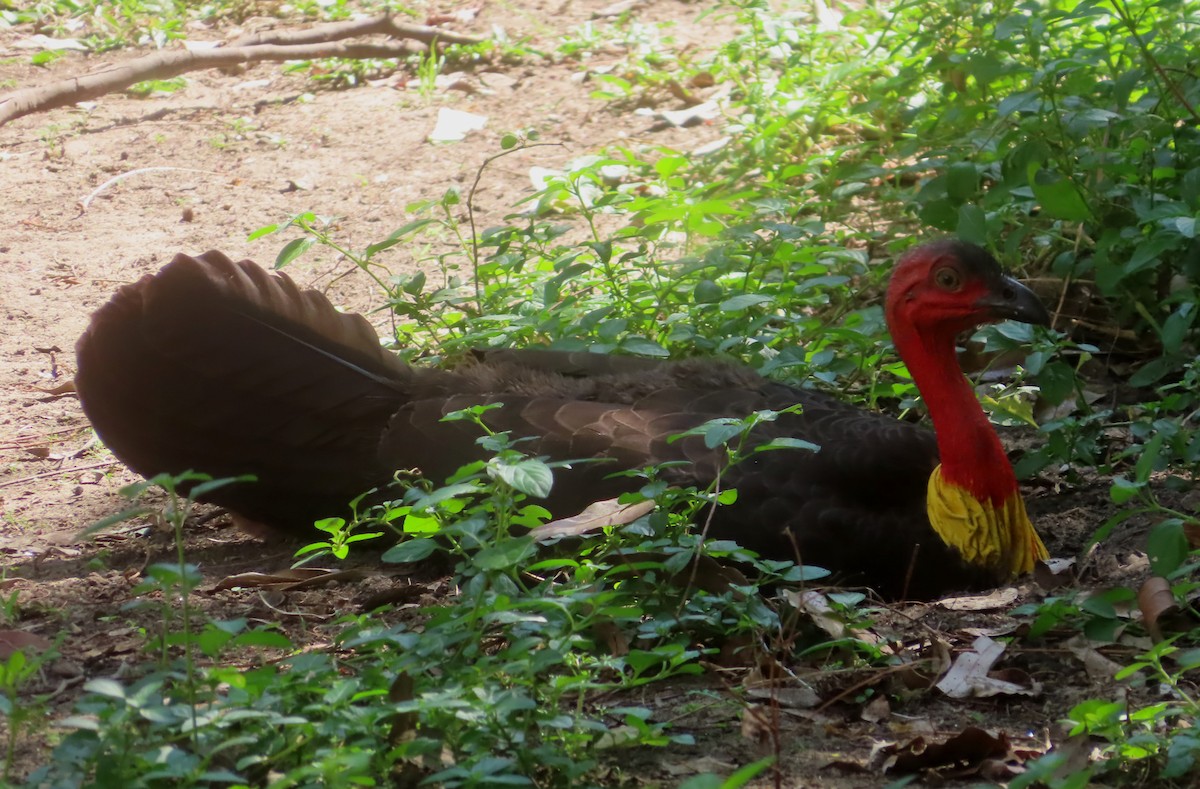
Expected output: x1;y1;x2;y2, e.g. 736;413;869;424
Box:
976;273;1051;326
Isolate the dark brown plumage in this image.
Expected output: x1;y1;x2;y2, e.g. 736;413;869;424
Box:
75;241;1050;599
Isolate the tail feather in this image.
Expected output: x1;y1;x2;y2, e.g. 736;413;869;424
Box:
76;252;416;527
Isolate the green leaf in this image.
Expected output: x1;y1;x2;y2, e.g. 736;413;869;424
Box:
756;437;820;453
473;536;537;570
31;50;65;66
274;237;314;269
1147;520;1188;576
1098;235;1179;293
1181;167;1200;208
1167;216;1196;238
402;270;427;296
489;458;554;498
190;475;254;499
956;204;987;245
918;198;958;230
247;223;279;241
1080;594;1117;619
945;162;978;201
402;512;440;534
1002;138;1050;185
997;91;1040;117
1109;475;1142;504
381;538;438;564
1160;303;1195;354
1027;165;1091;221
1088;507;1142;547
84;678;128;700
693;279;723;303
620;337;669;357
1036;360;1077;406
366;219;437;256
314;517;346;535
230;630;294;649
1128;356;1175;388
994;14;1029;39
1083;616;1121;643
718;294;773;312
412;482;478;511
699;423;744;449
1134;432;1165;484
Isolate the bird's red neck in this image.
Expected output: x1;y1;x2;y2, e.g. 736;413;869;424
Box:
889;324;1017;506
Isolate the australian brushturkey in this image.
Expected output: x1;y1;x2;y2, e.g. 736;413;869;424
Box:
75;239;1049;599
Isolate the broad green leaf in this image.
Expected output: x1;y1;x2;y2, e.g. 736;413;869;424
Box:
412;482;479;511
1109;475;1141;504
621;337;669;357
473;536;537;570
402;512;440;534
945;162;978;201
1036;360;1077;406
918;198;958;230
1027;165;1091;221
997;90;1040;116
699;423;744;449
1128;356;1175;388
718;294;774;312
1134;432;1165;484
231;630;294;649
84;678;127;700
693;279;723;303
1181;167;1200;207
273;237;313;269
1161;303;1196;353
246;223;279;241
956;204;988;245
1170;216;1196;238
756;437;820;452
489;458;554;498
366;219;437;256
381;538;438;564
1147;520;1188;576
1002;138;1050;185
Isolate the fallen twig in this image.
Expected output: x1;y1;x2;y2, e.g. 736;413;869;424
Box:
224;12;477;48
78;166;218;213
0;460;117;489
0;15;484;127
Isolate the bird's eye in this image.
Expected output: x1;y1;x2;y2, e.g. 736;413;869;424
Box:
934;266;962;291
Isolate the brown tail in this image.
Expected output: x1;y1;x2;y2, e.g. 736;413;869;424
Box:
75;252;417;528
74;254;762;531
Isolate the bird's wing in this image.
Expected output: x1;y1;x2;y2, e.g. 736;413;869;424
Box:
377;386;764;515
470;347;668;377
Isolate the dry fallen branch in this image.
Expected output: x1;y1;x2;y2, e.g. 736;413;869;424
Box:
79;166;218;213
0;15;484;127
224;12;475;48
0;460;117;489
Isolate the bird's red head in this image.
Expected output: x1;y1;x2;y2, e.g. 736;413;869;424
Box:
885;240;1049;341
881;240;1051;578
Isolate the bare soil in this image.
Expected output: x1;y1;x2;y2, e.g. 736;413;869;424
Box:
0;1;1173;785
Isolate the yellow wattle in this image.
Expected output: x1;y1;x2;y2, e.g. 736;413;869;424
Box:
925;465;1048;578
